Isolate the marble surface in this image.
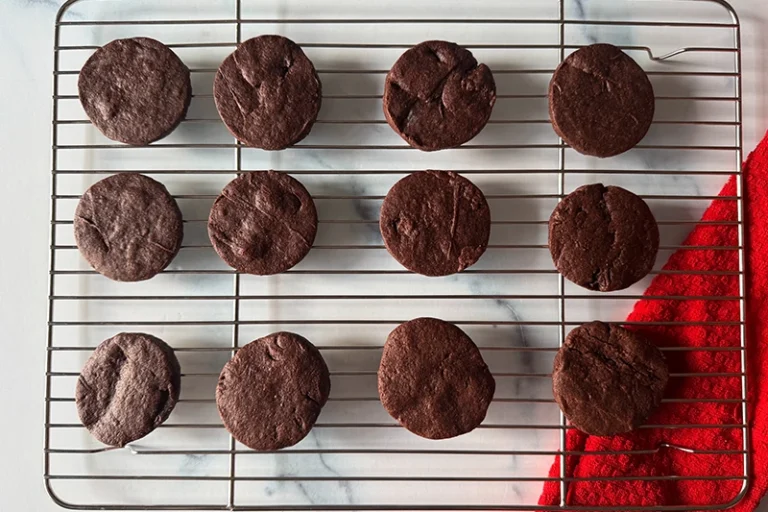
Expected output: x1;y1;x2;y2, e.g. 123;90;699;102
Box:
2;0;768;510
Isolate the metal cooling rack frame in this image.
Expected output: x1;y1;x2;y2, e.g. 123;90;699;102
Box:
45;0;749;510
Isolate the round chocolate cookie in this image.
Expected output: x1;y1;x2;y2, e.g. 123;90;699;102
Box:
548;183;659;292
76;332;181;447
553;322;669;436
208;171;317;275
78;37;191;146
383;40;496;151
216;332;331;451
549;43;655;158
378;318;495;440
214;35;322;150
75;173;184;282
380;171;491;277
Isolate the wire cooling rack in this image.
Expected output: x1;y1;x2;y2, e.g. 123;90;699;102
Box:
45;0;748;510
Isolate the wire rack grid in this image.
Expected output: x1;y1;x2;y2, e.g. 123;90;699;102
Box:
45;0;749;510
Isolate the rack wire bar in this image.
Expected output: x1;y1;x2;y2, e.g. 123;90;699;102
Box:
45;0;748;510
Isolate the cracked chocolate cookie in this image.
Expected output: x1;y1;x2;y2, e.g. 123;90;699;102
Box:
549;43;655;158
208;171;317;275
379;171;491;277
378;318;495;440
553;322;668;436
74;173;184;282
78;37;191;146
548;183;659;292
216;332;331;451
214;35;322;150
76;332;181;447
383;40;496;151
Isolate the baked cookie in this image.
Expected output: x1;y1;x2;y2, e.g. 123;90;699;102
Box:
216;332;331;451
552;321;669;436
74;173;184;282
208;171;317;275
378;318;495;439
549;43;655;157
380;171;491;277
383;40;496;151
214;35;322;150
76;332;181;447
548;183;659;292
78;37;191;145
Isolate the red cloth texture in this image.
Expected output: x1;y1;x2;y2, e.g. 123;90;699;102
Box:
538;131;768;510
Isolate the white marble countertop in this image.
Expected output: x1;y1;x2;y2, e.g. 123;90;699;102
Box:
1;0;768;510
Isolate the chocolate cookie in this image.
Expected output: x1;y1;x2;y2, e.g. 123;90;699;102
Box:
78;37;191;146
214;35;322;150
548;183;659;292
380;171;491;277
549;43;655;158
383;41;496;151
75;173;184;282
553;322;668;436
208;171;317;275
216;332;331;451
378;318;495;440
76;332;181;447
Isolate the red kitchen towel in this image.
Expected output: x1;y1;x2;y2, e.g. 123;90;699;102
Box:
538;131;768;510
